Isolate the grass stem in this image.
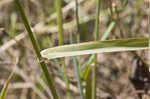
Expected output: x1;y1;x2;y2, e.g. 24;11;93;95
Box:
148;6;150;71
55;0;72;98
55;0;64;45
75;0;80;43
92;0;101;99
15;0;59;99
74;0;84;98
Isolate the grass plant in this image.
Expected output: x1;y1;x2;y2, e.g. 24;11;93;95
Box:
55;0;72;98
92;0;101;98
15;0;58;99
0;0;148;98
73;0;84;98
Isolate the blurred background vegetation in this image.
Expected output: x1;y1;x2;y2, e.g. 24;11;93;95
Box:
0;0;149;99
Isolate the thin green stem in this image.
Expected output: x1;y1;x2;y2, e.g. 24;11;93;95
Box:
75;0;82;74
0;72;14;99
72;57;84;99
85;67;92;99
92;0;101;99
55;0;72;98
70;31;84;98
62;60;72;99
74;0;84;98
85;21;116;99
75;0;80;43
94;0;101;41
55;0;64;45
75;0;83;75
148;7;150;70
92;55;97;99
15;0;58;99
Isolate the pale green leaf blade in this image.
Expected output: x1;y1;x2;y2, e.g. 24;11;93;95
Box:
41;38;148;59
